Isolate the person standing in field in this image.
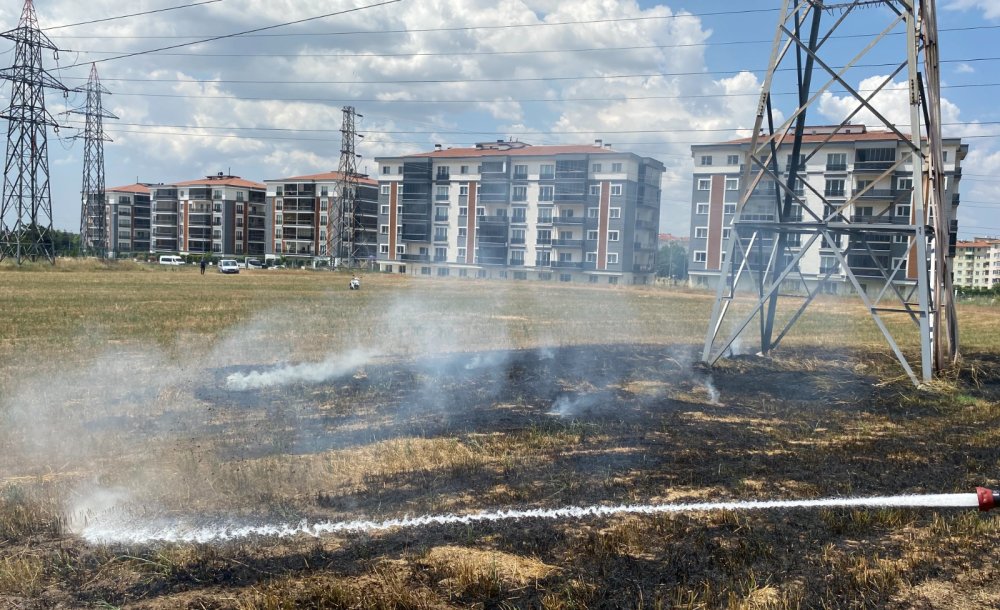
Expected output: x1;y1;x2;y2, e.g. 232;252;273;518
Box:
200;257;207;275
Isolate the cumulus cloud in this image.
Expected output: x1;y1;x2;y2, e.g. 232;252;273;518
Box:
944;0;1000;20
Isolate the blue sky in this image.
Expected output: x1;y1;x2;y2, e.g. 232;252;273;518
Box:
0;0;996;238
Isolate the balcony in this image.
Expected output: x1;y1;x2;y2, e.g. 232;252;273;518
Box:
399;253;430;262
633;264;654;273
477;215;509;226
510;215;528;225
551;261;583;269
536;216;553;225
552;216;584;226
824;189;846;197
510;237;526;245
635;219;655;230
433;255;447;262
434;214;449;222
552;239;583;247
826;163;847;172
512;171;529;181
855;188;903;200
433;234;448;243
854;161;895;172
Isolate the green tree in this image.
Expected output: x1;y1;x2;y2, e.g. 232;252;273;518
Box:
656;242;688;280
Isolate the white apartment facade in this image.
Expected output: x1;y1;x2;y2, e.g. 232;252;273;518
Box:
953;239;1000;289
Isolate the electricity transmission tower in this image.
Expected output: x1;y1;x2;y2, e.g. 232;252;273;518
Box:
329;106;363;267
69;64;116;258
0;0;69;263
702;0;956;385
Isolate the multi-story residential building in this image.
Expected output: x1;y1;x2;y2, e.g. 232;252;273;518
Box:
150;173;266;256
953;238;1000;288
105;184;151;257
374;140;665;284
687;125;967;293
263;171;379;263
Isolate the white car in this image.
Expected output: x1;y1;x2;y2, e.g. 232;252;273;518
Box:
158;255;184;266
218;259;240;274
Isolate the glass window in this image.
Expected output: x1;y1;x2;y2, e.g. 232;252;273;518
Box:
700;156;712;166
698;178;711;190
610;184;623;196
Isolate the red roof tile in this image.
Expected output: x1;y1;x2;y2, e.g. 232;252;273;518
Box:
107;183;151;194
405;144;620;158
270;171;378;186
173;176;265;189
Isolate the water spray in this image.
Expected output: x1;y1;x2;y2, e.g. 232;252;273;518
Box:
80;487;999;545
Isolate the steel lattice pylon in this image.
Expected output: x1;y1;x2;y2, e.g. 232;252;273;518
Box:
702;0;956;385
329;106;363;267
69;63;116;258
0;0;68;264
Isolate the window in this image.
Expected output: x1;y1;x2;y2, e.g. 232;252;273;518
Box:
381;166;391;175
722;228;731;240
458;227;467;238
558;252;573;262
695;227;709;239
537;210;553;224
539;186;554;201
609;208;621;219
510;250;524;265
476;207;485;216
236;191;245;202
610;184;623;196
607;253;619;265
511;207;527;222
895;204;911;218
397;166;403;174
436;166;450;180
380;204;390;215
827;153;847;169
698;178;711;191
586;252;597;263
459;184;469;197
436;186;449;201
693;251;707;263
727;155;740;165
896;177;913;191
512;186;527;202
559;274;572;282
396;245;405;254
381;185;390;195
275;214;283;225
723;203;736;215
586;230;598;240
434;247;447;261
460;165;468;174
212;190;222;200
457;247;466;261
320;200;328;211
696;203;709;215
434;227;448;241
379;244;389;254
511;229;525;243
513;164;528;179
537;229;551;244
592;163;602;173
725;178;739;191
612;162;623;172
608;230;620;242
540;164;554;180
380;225;389;235
825;179;845;197
275;199;283;210
700;155;712;166
943;151;949;162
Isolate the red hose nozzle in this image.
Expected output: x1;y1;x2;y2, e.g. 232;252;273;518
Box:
976;487;998;512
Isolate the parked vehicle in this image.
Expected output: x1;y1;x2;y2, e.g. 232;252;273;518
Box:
245;258;263;269
158;255;184;266
218;259;240;274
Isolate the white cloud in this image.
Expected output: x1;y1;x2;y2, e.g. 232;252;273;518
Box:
955;62;975;74
944;0;1000;20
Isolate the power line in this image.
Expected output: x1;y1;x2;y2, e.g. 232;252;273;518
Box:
46;8;782;40
59;0;404;69
46;81;1000;106
61;118;1000;136
53;56;1000;85
43;0;222;31
55;24;1000;59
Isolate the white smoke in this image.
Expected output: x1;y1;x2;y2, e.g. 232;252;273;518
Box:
225;349;374;391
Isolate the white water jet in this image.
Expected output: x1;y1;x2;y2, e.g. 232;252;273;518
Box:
80;493;981;545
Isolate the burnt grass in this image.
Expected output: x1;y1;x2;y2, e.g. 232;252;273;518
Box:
4;344;1000;609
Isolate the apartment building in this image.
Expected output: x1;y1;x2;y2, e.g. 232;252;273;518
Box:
105;184;151;257
263;171;379;263
953;238;1000;289
374;140;665;284
687;125;967;293
150;173;266;256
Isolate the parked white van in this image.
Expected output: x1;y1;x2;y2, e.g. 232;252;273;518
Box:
159;255;184;266
218;259;240;274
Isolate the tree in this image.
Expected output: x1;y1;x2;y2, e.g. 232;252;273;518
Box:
656;242;688;280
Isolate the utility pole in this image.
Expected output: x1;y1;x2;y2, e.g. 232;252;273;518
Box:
0;0;69;263
702;0;956;385
69;64;116;258
329;106;363;267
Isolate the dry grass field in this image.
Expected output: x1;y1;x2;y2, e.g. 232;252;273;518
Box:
1;260;999;609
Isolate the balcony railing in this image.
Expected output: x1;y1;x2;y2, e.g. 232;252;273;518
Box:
434;214;449;222
826;163;847;171
551;261;582;269
536;216;553;224
399;253;430;262
552;239;583;247
552;216;584;226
